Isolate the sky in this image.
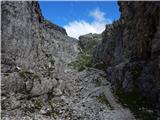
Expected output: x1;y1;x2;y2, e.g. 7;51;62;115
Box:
38;1;120;39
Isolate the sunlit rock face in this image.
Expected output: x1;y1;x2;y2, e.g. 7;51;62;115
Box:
1;1;79;117
93;1;160;110
1;1;73;73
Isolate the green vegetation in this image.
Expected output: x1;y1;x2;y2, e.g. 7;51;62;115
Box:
69;35;101;71
97;93;113;110
93;62;107;70
69;42;96;71
83;39;97;52
69;52;92;71
47;99;67;117
114;87;157;120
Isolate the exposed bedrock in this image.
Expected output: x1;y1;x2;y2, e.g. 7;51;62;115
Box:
93;1;160;111
1;1;78;115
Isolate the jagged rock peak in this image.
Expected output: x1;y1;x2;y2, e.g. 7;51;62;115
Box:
2;1;66;35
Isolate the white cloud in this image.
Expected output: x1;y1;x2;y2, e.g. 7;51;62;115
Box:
64;8;112;39
89;8;106;22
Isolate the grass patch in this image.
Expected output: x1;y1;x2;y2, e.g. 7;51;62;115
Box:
114;88;157;120
69;52;92;71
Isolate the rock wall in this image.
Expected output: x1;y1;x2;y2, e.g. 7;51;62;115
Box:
93;1;160;111
1;1;78;116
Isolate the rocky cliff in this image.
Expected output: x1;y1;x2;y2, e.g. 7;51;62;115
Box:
94;1;160;112
1;1;79;118
1;2;136;119
2;1;160;119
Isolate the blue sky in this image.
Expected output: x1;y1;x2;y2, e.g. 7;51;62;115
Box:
39;1;120;38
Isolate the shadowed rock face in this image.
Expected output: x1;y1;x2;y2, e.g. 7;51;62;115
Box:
93;1;160;110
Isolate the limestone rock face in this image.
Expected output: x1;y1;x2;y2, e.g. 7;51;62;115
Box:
1;1;78;117
94;1;160;110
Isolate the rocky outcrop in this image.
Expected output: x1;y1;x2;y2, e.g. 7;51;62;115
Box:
43;20;67;35
79;33;102;50
1;1;78;118
93;1;160;112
